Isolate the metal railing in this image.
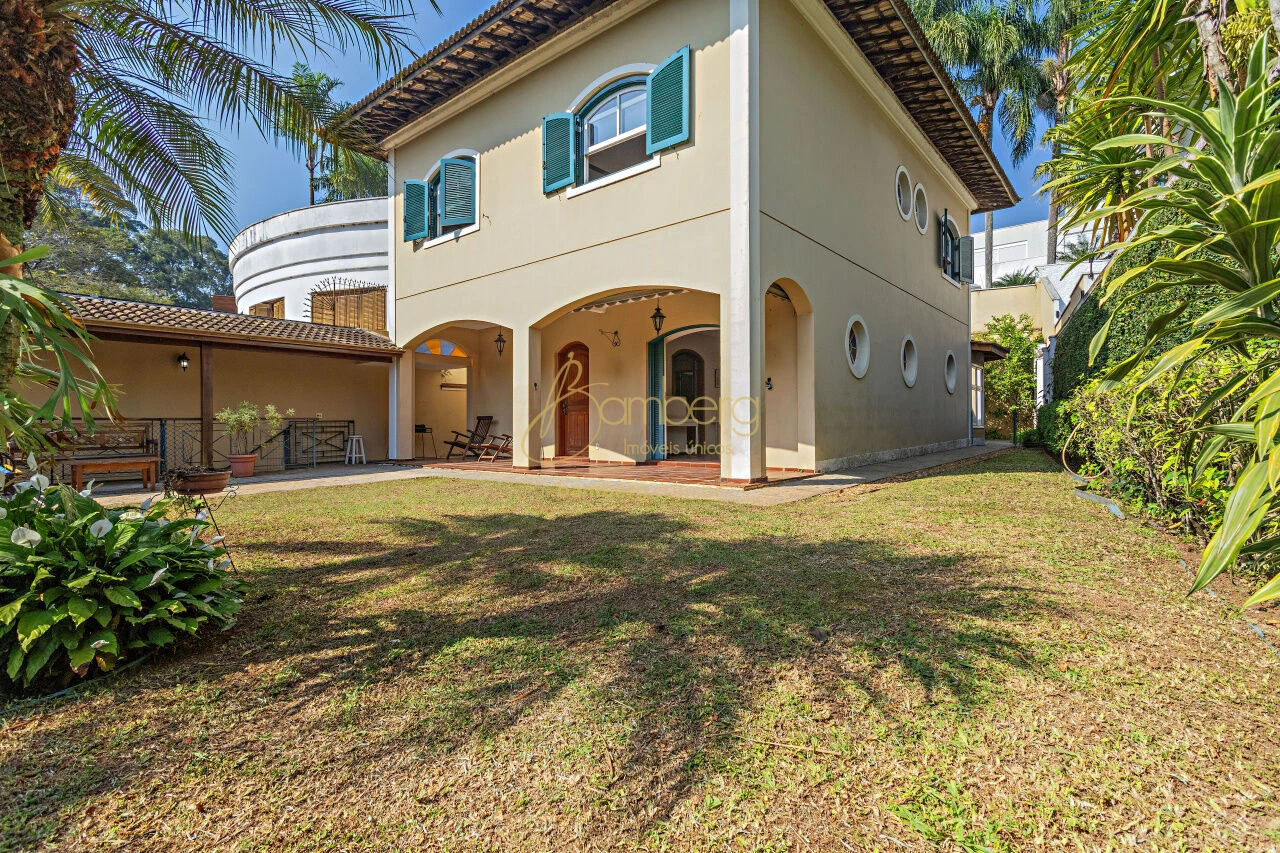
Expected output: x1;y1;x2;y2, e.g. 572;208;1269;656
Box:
51;419;355;482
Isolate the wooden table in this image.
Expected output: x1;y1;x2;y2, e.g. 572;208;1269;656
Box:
68;456;160;491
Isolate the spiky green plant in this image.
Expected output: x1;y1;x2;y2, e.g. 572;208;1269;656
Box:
1082;37;1280;606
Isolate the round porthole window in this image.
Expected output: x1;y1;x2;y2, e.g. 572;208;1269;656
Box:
913;184;929;234
901;335;918;387
846;315;870;379
944;350;957;394
895;166;913;221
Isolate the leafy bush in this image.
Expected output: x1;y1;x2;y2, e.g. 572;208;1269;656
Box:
977;313;1040;439
1063;353;1262;541
1037;399;1074;456
1051;209;1228;401
0;479;244;688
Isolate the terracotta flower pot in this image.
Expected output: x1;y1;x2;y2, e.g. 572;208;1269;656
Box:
171;470;231;496
227;453;257;478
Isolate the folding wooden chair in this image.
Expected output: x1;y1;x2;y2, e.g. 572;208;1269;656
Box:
476;434;513;462
444;415;493;459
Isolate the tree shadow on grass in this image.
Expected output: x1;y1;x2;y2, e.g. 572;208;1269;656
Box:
0;503;1074;848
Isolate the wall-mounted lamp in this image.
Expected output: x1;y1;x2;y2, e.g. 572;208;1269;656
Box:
494;332;507;357
599;329;621;347
766;377;773;391
650;302;666;335
177;352;190;372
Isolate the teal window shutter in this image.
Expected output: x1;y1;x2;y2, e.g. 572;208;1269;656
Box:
427;175;439;240
403;180;429;242
646;46;691;154
543;113;577;193
936;215;947;270
958;236;975;284
440;158;476;226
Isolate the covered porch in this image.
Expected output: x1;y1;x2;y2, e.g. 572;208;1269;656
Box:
393;281;816;482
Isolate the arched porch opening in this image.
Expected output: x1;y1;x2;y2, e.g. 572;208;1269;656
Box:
764;278;816;472
531;286;720;464
397;320;513;459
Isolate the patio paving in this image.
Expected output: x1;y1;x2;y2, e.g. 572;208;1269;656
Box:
94;441;1012;507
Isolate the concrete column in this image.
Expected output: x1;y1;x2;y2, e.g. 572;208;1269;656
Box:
511;326;543;469
722;0;765;483
797;311;816;471
388;350;415;460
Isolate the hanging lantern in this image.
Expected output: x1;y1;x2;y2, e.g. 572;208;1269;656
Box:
650;302;666;335
177;352;190;371
494;332;507;357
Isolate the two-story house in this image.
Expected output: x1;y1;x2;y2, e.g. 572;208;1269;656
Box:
347;0;1017;482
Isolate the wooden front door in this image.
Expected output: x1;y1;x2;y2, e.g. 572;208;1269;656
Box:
556;342;590;456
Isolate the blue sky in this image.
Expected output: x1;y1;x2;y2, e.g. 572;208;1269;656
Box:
222;2;1049;240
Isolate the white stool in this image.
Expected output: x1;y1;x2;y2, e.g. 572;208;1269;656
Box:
344;434;367;465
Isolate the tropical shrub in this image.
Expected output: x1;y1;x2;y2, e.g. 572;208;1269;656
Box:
1037;398;1074;456
1075;38;1280;606
1065;353;1260;541
0;479;243;688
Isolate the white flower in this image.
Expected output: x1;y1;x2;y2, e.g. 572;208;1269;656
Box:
210;536;224;545
10;527;41;548
0;507;7;519
13;481;32;494
26;453;36;471
90;639;108;649
79;488;93;498
120;510;142;521
207;558;216;571
28;474;50;491
217;559;231;571
140;496;154;511
150;568;168;586
89;518;113;539
195;510;209;522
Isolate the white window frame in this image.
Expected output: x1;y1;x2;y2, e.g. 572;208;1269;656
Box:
567;67;662;198
895;166;913;221
972;363;986;427
419;148;481;250
913;183;929;235
900;334;918;388
845;314;870;379
940;213;962;288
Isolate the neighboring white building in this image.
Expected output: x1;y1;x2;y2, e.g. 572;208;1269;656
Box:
229;198;389;324
971;218;1091;289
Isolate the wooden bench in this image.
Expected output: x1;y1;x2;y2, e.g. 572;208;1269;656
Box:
69;456;160;491
52;421;161;490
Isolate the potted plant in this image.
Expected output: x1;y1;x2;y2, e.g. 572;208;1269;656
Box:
164;466;231;495
215;401;292;477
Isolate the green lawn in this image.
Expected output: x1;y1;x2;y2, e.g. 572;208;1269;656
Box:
3;451;1278;851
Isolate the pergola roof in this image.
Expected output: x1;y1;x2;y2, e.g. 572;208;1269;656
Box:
67;295;402;361
345;0;1016;211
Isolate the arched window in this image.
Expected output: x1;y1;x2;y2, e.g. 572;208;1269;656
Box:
584;83;649;183
936;214;974;285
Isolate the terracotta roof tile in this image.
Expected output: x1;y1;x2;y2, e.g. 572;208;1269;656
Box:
66;294;402;355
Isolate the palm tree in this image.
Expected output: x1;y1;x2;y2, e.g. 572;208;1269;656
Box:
288;64;347;206
1038;0;1092;264
316;149;389;201
914;0;1049;285
0;0;434;449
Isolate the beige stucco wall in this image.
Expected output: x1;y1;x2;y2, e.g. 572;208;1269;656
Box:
758;0;974;467
413;362;468;453
52;339;392;461
392;0;732;350
971;283;1055;341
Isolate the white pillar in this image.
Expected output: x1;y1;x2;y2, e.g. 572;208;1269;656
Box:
512;326;543;468
388;350;415;460
722;0;765;483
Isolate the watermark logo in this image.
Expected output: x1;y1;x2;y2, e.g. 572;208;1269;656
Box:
520;356;760;460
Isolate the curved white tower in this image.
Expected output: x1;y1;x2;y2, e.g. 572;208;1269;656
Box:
229;198;389;321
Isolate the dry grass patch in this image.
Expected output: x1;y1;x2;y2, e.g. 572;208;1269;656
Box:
2;451;1278;851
